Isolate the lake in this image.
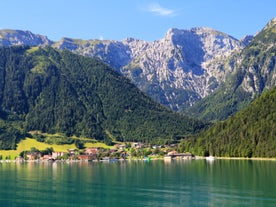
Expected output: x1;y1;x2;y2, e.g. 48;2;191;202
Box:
0;159;276;207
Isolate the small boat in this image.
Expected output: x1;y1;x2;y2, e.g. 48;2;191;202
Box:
206;156;215;161
101;157;110;162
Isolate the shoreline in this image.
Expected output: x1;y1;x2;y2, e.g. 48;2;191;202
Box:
216;157;276;161
1;156;276;163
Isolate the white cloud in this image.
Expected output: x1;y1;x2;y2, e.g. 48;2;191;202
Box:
99;35;104;40
146;3;176;17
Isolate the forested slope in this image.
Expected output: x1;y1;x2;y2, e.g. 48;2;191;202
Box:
0;46;205;149
181;87;276;157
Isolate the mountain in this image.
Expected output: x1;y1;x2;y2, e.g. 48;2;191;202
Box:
53;37;134;70
0;29;53;46
181;86;276;158
186;17;276;121
1;18;274;120
0;46;205;150
53;28;245;111
0;27;246;111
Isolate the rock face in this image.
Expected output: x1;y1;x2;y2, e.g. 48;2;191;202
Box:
121;28;245;110
209;17;276;96
0;27;249;111
230;17;276;95
240;35;254;46
186;17;276;121
53;38;134;69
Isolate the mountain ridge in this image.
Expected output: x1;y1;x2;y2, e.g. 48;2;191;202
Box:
186;17;276;121
0;29;53;46
0;26;249;111
1;18;274;119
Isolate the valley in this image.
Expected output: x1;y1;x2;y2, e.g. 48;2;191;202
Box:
0;17;275;158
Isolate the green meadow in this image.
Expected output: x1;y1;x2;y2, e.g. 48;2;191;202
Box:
0;137;112;160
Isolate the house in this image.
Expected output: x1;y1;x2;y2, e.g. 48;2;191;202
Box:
114;144;126;150
41;154;58;161
52;152;66;159
84;148;98;155
67;149;78;156
78;155;95;161
15;156;24;163
133;142;144;149
41;155;52;160
166;151;194;159
167;150;178;156
27;152;41;160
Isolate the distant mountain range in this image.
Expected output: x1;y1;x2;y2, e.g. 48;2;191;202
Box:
0;25;253;112
0;17;275;121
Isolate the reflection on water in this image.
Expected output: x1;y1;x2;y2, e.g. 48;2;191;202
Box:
0;159;276;207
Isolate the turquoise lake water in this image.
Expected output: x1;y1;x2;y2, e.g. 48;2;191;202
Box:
0;159;276;207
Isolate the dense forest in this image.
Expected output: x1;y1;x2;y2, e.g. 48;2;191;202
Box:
181;87;276;157
0;46;205;149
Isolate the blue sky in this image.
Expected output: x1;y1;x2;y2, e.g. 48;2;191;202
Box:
1;0;275;41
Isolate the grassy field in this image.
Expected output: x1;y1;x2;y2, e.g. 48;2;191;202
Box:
0;138;112;160
85;142;113;149
0;138;75;160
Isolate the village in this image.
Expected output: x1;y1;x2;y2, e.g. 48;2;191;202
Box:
3;142;195;163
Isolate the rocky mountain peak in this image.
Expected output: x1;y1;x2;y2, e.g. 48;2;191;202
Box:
122;38;150;59
164;27;243;64
118;27;246;110
266;17;276;28
0;29;53;46
164;28;181;40
54;37;79;50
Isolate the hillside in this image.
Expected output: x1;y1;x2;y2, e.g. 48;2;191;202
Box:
186;17;276;121
0;46;205;150
0;27;246;111
181;87;276;158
